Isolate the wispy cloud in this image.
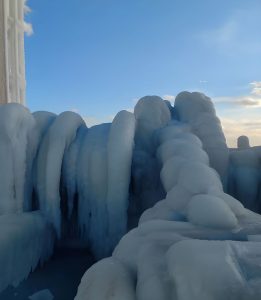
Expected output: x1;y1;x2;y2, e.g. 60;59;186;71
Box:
197;8;261;55
24;1;33;36
214;82;261;108
23;21;33;36
250;81;261;96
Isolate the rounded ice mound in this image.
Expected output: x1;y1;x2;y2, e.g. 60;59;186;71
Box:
134;96;171;152
157;139;208;165
139;200;184;224
187;194;238;229
134;96;171;126
178;162;223;195
212;191;245;217
160;157;187;192
33;111;57;138
175;91;215;122
75;258;136;300
165;186;192;212
156;124;191;145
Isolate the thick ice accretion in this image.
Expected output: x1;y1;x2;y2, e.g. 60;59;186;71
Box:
129;97;171;218
140;121;241;230
77;111;135;258
0;104;35;214
166;240;247;300
73;94;261;300
76;214;261;300
35;111;85;237
76;123;110;257
75;258;136;300
187;195;238;229
0;212;54;293
134;96;171;153
174;92;229;188
62;125;87;219
107;111;136;251
23;111;57;212
229;149;260;212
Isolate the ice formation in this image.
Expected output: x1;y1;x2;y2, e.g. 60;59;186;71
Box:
0;212;54;293
0;104;35;214
1;92;261;299
29;289;54;300
35;111;85;237
175;92;229;188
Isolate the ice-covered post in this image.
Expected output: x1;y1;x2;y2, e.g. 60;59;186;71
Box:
0;0;27;105
237;135;250;149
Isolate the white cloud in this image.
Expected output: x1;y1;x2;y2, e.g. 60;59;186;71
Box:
250;81;261;96
24;1;31;14
23;21;33;36
214;82;261;108
214;81;261;147
23;1;33;36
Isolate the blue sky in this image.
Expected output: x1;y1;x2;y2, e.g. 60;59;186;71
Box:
25;0;261;146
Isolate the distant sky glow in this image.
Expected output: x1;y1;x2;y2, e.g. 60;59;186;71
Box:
25;0;261;147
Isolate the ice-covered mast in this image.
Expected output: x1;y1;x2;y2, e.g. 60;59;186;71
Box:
0;0;28;105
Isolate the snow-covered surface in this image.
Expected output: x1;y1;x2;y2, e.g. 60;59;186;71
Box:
0;212;54;293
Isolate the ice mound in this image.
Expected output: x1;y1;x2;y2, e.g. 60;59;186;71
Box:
187;195;238;229
75;93;261;299
75;258;136;300
134;95;171;153
175;91;229;187
167;240;245;300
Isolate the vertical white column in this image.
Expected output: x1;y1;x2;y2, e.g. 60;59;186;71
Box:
0;0;8;104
